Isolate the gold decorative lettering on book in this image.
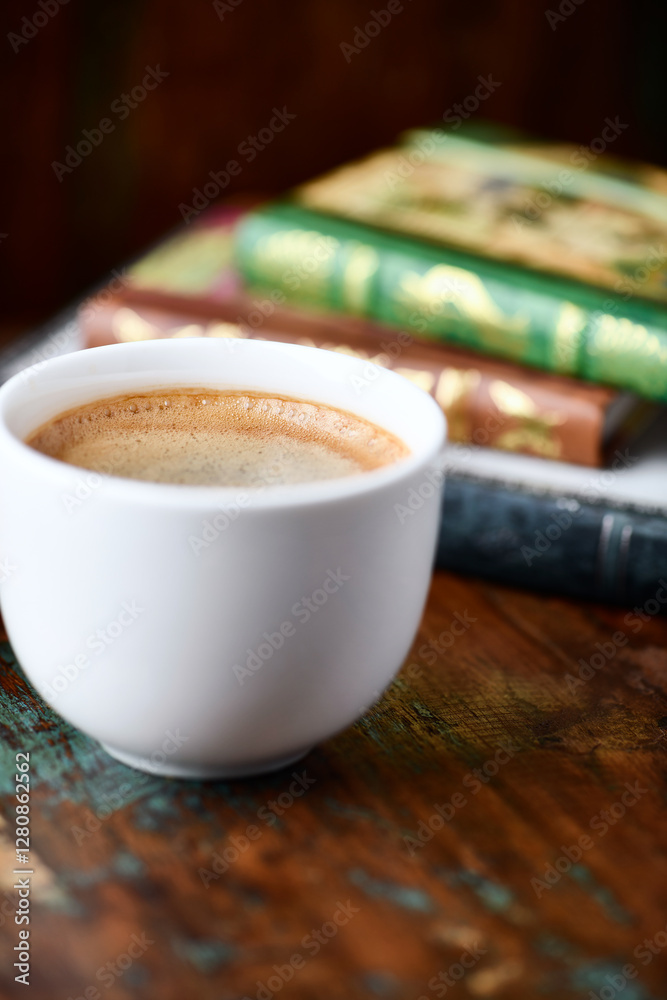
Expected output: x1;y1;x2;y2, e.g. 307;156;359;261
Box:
395;265;529;360
489;380;566;459
553;302;588;375
253;229;339;301
589;314;654;358
587;313;667;396
434;368;481;441
341;243;379;314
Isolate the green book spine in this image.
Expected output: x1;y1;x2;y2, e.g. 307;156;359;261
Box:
234;202;667;401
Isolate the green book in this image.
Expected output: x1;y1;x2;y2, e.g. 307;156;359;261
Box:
234;127;667;401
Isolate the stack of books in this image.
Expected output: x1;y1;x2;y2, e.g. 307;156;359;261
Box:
77;123;667;606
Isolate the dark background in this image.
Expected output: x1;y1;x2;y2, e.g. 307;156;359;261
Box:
1;0;665;339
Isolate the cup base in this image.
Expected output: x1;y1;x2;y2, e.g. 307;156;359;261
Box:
100;743;313;780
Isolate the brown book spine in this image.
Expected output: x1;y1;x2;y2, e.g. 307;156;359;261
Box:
79;290;619;467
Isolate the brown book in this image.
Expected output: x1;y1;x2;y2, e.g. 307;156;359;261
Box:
80;281;650;468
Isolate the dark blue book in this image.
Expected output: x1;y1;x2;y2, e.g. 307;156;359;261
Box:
438;476;667;606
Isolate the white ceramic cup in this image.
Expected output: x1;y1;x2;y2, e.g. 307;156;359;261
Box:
0;338;445;778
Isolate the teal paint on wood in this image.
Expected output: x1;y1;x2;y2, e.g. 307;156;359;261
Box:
570;961;659;1000
0;641;162;810
444;868;516;913
2;570;667;998
172;938;236;973
570;865;635;925
348;868;435;912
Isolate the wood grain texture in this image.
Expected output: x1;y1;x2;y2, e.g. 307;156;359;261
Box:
1;571;666;1000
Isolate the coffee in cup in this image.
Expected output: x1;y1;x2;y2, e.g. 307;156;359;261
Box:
26;388;409;486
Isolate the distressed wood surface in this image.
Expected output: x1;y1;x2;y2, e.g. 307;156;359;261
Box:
1;571;667;1000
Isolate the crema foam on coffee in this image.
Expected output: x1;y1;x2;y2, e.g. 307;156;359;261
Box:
26;388;409;486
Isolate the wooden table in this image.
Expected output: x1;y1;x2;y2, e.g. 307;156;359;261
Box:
1;571;666;1000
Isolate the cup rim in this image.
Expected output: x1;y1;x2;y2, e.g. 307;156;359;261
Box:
0;338;447;509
